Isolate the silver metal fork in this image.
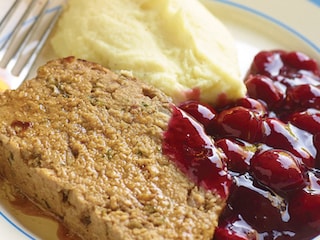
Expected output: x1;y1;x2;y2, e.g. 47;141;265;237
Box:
0;0;62;90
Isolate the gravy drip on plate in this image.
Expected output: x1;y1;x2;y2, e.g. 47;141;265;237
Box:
163;50;320;239
0;179;79;240
12;194;80;240
11;194;80;240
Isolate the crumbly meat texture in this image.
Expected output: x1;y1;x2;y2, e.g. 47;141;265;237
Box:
0;57;224;239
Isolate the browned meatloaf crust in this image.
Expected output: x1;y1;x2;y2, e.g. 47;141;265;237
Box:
0;57;225;239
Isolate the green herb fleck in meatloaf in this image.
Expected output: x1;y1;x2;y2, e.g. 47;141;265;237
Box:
0;57;225;240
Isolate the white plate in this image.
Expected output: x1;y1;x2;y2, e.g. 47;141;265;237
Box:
203;0;320;78
0;0;319;239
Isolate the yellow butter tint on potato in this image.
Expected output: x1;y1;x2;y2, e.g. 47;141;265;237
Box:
51;0;246;104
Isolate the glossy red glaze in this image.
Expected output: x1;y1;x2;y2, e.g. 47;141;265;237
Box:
162;106;232;199
163;50;320;239
235;97;267;117
250;149;305;193
214;106;263;143
178;100;216;129
215;138;254;173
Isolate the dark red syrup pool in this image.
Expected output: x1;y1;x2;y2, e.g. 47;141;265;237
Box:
162;50;320;240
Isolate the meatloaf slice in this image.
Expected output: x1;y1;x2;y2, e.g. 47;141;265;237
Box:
0;57;225;239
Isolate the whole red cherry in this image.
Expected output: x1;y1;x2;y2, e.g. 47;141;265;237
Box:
261;118;316;167
285;84;320;111
235;97;267;117
245;75;285;109
250;50;285;77
214;106;263;143
178;100;216;130
216;138;255;173
250;149;306;193
289;108;320;134
289;188;320;237
227;173;287;232
281;51;320;74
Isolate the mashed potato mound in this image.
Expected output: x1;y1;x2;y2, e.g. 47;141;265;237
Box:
51;0;246;104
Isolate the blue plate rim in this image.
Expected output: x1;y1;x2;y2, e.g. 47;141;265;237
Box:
212;0;320;54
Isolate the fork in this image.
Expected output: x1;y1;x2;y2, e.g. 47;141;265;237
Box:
0;0;62;90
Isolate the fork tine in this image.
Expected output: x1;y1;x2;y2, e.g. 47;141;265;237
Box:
5;0;50;73
0;0;37;57
0;1;19;48
22;6;62;81
0;0;62;89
